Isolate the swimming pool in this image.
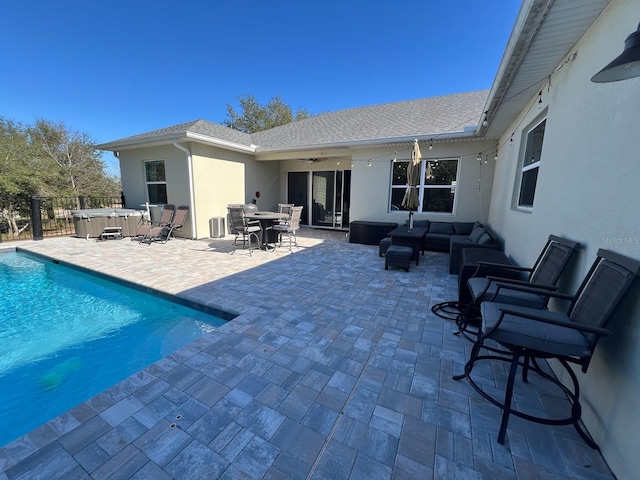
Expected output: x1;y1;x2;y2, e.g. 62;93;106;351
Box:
0;251;227;447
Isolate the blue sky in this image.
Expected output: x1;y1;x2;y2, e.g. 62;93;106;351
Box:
1;1;520;173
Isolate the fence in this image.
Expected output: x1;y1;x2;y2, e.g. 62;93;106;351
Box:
0;195;124;242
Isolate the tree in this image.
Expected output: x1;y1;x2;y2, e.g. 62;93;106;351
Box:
223;95;313;133
1;117;120;238
29;119;120;197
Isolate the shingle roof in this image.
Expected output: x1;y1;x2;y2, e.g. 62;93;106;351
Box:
252;90;489;148
97;90;489;152
97;119;254;150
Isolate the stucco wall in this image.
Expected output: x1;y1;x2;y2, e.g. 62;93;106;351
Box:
487;1;640;476
190;144;249;239
348;141;496;225
119;145;193;236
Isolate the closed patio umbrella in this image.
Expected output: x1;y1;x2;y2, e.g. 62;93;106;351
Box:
401;139;422;229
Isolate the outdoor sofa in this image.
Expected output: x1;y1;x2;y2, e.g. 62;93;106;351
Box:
400;219;499;273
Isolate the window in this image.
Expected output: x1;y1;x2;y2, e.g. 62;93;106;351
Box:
389;158;459;213
518;119;546;208
145;160;167;204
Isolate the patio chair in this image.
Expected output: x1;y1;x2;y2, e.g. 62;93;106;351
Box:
458;235;579;339
141;205;189;244
453;248;640;447
227;205;260;256
272;206;303;252
132;204;175;242
278;203;294;215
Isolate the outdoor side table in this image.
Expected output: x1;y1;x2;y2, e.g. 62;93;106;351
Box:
388;226;428;265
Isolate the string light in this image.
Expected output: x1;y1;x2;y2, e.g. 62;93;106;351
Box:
482;111;489;127
367;159;372;167
392;152;397;162
336;159;341;166
537;90;543;108
428;141;433;150
477;153;482;163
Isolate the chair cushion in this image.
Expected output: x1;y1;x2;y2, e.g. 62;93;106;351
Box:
480;302;590;357
468;278;547;309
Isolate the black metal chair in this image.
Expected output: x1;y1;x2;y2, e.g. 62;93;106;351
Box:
227;205;260;256
454;249;640;447
457;235;579;339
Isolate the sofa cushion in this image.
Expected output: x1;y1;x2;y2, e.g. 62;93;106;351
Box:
468;227;486;243
429;222;454;235
450;234;472;244
473;221;483;230
453;222;475;235
404;219;430;228
477;232;493;245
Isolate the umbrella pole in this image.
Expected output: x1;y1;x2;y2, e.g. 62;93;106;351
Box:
409;210;414;231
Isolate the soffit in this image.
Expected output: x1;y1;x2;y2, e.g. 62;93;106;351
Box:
482;0;611;139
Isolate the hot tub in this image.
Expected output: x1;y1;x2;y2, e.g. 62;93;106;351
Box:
71;209;145;239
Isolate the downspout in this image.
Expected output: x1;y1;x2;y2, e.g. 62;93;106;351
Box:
171;141;197;239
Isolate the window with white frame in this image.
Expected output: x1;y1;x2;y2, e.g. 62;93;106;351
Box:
518;118;546;208
145;160;168;204
389;158;459;213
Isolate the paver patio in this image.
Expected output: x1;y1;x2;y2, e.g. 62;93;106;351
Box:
0;230;614;479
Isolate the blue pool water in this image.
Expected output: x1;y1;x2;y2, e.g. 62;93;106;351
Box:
0;251;226;447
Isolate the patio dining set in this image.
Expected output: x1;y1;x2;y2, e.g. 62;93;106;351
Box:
227;203;303;256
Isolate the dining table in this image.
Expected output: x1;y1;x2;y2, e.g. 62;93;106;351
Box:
245;211;289;249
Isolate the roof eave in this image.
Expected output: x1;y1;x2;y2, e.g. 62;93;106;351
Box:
254;131;479;154
97;132;256;153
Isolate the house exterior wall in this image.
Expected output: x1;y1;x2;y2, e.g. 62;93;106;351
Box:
119;145;193;235
348;141;496;225
487;1;640;476
190;144;250;239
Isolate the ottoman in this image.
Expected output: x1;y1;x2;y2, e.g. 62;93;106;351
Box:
385;245;413;272
379;237;392;257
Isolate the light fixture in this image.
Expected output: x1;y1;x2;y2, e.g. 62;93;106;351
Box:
591;22;640;82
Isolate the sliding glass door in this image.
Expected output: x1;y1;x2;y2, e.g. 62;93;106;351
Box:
288;170;350;229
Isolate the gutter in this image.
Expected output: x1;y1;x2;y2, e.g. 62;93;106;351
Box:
171;141;197;239
253;130;479;155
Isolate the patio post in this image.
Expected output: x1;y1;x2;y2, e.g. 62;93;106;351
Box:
31;196;43;241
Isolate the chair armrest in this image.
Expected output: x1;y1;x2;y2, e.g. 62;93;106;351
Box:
476;261;533;273
497;306;611;336
492;281;573;299
487;276;558;291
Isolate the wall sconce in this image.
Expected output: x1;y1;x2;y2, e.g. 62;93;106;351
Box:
591;22;640;82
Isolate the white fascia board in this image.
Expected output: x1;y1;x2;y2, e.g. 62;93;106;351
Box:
97;132;256;153
185;132;256;153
